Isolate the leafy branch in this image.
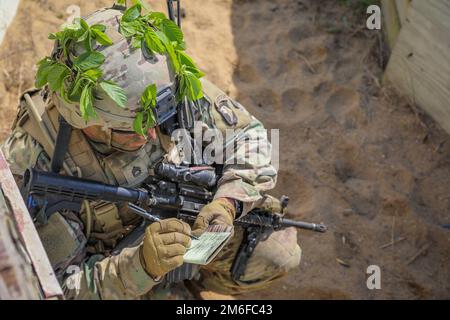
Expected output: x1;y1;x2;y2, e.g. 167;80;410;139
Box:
35;3;205;136
134;84;157;135
118;4;204;103
36;18;127;121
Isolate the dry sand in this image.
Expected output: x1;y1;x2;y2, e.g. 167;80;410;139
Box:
0;0;449;299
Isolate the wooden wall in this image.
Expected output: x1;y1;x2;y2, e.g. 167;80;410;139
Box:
383;0;450;133
0;150;63;299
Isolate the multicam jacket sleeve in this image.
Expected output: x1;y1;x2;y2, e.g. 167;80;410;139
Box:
213;117;278;214
1;128;160;300
200;79;278;214
63;246;160;300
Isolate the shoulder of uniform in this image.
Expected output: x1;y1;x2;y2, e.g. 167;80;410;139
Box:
13;88;45;128
200;78;226;100
20;87;42;100
200;78;254;132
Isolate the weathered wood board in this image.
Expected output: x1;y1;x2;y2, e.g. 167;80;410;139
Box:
381;0;402;49
384;0;450;133
0;149;63;299
395;0;412;26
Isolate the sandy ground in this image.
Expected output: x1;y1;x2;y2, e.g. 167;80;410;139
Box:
0;0;449;299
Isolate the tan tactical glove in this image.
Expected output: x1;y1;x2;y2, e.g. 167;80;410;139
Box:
192;198;236;237
140;218;192;279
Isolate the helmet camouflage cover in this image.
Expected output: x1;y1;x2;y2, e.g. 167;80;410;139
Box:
58;9;175;130
36;4;204;132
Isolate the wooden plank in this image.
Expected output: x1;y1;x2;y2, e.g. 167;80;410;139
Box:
381;0;402;50
384;0;450;133
0;189;42;299
0;0;20;45
0;150;63;299
395;0;411;26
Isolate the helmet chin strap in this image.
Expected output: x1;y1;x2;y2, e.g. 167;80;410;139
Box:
105;127;113;149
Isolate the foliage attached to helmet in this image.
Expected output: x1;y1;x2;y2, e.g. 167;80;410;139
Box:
35;0;204;135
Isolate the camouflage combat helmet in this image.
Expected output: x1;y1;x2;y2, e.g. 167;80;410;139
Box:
56;7;175;131
36;3;204;134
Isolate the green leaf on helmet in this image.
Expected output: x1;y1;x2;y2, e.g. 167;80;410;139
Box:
85;31;94;51
99;81;128;108
160;19;183;44
59;73;73;104
80;84;96;121
145;109;156;129
83;69;103;82
69;74;84;101
183;70;203;102
47;64;70;91
154;29;169;44
48;33;58;40
74;52;105;71
159;35;180;73
141;83;157;109
178;51;204;78
119;20;140;38
133;112;146;136
66;18;83;32
91;28;113;46
122;4;142;22
131;36;142;49
186;66;205;79
175;40;186;51
79;18;90;31
147;12;166;24
35;57;54;88
117;0;126;5
144;29;166;54
91;24;106;33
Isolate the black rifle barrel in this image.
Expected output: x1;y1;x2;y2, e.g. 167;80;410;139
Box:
23;168;148;204
281;218;328;233
235;214;327;233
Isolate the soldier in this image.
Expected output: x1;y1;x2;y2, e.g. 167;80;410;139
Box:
1;6;301;299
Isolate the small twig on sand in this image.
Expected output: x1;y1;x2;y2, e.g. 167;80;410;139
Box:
336;258;350;268
380;237;406;249
2;69;11;81
406;243;431;265
295;51;316;74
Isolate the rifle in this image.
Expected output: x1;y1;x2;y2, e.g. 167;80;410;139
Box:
167;0;181;28
23;163;327;281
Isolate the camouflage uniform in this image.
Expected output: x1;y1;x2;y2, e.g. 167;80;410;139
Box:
1;8;301;300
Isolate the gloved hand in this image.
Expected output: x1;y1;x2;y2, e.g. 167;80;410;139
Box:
192;198;236;237
140;218;192;279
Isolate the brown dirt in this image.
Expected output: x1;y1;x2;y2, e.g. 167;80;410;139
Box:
1;0;449;299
